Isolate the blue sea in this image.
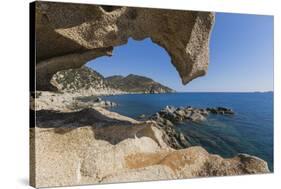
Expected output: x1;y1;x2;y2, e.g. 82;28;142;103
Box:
100;92;273;171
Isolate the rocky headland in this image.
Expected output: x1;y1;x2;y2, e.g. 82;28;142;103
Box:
51;66;125;96
105;74;175;94
51;67;174;96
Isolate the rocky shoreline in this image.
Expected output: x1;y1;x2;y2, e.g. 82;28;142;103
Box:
147;105;234;149
31;91;118;112
31;91;270;187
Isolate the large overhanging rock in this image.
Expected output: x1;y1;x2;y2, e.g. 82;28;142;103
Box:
35;2;215;91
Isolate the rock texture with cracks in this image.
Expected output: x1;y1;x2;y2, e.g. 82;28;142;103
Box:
31;105;269;187
35;1;215;90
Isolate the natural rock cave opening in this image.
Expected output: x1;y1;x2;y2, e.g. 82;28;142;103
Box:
35;1;215;91
49;37;181;93
50;38;182;94
86;38;179;88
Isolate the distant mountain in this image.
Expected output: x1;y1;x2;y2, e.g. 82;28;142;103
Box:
51;67;174;95
105;74;175;93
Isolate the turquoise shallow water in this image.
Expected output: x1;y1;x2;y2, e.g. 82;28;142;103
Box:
100;92;273;171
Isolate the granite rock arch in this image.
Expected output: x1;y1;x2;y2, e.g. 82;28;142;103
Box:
35;2;215;91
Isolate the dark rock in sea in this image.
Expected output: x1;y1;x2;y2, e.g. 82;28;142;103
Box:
163;112;179;122
206;107;234;115
152;105;235;127
174;109;186;117
200;109;209;116
151;105;209;125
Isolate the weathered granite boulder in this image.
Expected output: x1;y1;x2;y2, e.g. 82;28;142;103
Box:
31;97;269;188
34;1;215;90
190;112;206;122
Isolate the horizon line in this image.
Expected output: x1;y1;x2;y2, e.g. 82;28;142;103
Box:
174;91;273;93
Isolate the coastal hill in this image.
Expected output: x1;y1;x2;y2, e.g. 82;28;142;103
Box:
51;67;174;95
50;66;122;95
106;74;174;94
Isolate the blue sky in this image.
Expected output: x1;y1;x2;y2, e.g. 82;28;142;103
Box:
87;12;274;92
